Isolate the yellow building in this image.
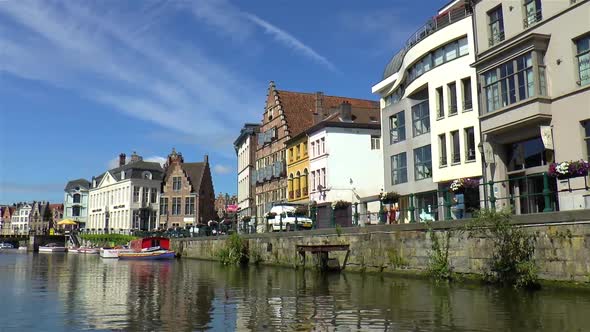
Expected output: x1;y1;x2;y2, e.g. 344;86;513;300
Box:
285;133;309;203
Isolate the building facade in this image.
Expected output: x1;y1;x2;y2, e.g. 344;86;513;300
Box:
88;152;164;233
234;124;260;220
286;134;310;204
160;149;216;228
11;203;31;235
373;1;483;221
472;0;590;212
63;178;91;228
0;206;14;235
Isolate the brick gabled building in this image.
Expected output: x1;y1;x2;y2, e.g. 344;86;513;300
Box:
255;81;380;220
160;149;216;228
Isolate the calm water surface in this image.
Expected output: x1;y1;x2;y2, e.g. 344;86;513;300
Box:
0;251;589;331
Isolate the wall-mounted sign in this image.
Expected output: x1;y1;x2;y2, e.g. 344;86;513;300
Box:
113;204;126;210
540;126;554;150
92;208;102;213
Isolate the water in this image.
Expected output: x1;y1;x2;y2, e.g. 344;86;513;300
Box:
0;252;589;332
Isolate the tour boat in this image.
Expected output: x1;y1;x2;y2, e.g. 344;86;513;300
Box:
39;243;67;252
100;247;135;259
117;237;175;260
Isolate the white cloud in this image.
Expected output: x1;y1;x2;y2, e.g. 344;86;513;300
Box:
107;157;120;170
145;156;167;167
213;164;233;175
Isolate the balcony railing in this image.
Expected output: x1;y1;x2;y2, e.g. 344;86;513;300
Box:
449;104;458;115
405;6;472;50
451;153;461;164
523;9;542;28
489;31;505;46
463;99;473;111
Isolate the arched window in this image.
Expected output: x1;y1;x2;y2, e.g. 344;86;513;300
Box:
302;169;309;196
143;171;152;180
295;171;301;197
73;194;81;204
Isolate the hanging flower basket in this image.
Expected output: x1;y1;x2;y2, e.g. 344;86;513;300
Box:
548;160;589;179
449;178;479;193
331;200;351;210
380;191;400;204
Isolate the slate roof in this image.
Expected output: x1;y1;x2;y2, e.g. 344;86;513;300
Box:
65;178;91;191
163;162;206;193
94;160;164;186
276;90;379;137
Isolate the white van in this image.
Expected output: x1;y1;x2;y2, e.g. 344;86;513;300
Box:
267;205;313;231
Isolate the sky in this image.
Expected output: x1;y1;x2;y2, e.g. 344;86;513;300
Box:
0;0;443;204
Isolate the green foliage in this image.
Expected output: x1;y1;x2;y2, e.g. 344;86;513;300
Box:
80;234;137;246
218;233;249;266
427;224;454;281
335;224;343;237
386;248;408;269
249;246;262;265
467;209;539;288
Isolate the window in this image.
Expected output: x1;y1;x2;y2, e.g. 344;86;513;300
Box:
73;194;81;204
311;171;316;191
295;146;300;160
436;87;444;118
465;127;476;161
412;101;430;137
462;77;473;111
150;188;157;204
171;197;181;215
507;136;553;171
133;187;140;203
172;177;182;192
321;138;325;154
523;0;542;28
483;52;537;113
371;136;381;150
448;82;458;115
414;145;432;180
289;148;294;161
310;142;315;157
391;153;408;185
451;130;461;164
488;6;504;46
389;111;406;144
583;121;590;160
406;37;468;84
439;134;447;167
185;197;195;215
142;187;149;204
445;41;458;61
143;171;152;180
434;48;444;66
459;37;469;56
576;35;590;86
160;197;168;215
321;168;326;187
72;206;80;217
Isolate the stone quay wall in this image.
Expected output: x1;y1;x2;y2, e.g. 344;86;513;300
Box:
172;210;590;282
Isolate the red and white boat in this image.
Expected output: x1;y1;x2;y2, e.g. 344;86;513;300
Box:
118;237;175;260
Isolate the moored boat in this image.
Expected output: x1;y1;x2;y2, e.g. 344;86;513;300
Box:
70;247;99;254
117;237;175;260
118;250;175;260
100;247;134;259
39;243;67;252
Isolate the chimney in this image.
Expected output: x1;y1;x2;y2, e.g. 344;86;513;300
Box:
314;91;324;120
204;154;209;164
119;153;126;167
339;101;352;122
130;151;142;163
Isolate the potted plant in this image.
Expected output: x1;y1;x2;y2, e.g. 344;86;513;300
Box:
331;200;351;210
548;160;589;179
449;178;479;193
380;191;400;204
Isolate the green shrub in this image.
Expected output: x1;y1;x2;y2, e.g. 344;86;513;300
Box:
427;223;454;281
335;224;343;237
80;234;137;246
218;233;249;266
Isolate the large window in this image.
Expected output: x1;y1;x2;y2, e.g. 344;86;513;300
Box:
464;127;476;161
171;197;181;215
436;87;444;118
576;35;590;86
172;177;182;192
406;37;469;84
150;188;157;204
391;153;408;185
73;194;81;204
160;197;168;215
185;197;195;215
412;101;430;137
462;77;472;111
507;136;553;171
448;82;458;115
142;187;149;204
451;131;461;164
414;145;432;180
389;111;406;144
483;52;537;113
488;6;504;46
523;0;542;28
72;206;80;217
439;134;447;167
133;187;140;203
583;120;590;160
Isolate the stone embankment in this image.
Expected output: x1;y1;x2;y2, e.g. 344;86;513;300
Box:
172;210;590;282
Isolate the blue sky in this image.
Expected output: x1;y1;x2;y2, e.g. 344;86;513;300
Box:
0;0;443;204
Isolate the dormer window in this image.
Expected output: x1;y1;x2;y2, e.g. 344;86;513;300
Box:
143;171;152;180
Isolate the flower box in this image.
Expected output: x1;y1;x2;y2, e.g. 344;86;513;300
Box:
450;178;479;193
548;160;589;179
380;191;400;204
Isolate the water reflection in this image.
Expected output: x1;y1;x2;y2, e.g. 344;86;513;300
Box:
0;252;589;331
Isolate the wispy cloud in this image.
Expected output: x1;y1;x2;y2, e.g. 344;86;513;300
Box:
145;156;167;167
213;164;233;175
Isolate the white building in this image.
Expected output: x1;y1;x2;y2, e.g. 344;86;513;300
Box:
372;0;482;221
11;203;31;235
307;101;383;224
87;152;164;233
63;179;91;228
233;124;260;221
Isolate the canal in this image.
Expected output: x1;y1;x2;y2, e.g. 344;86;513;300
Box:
0;251;589;331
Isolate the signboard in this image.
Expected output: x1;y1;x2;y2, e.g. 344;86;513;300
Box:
49;228;54;235
226;205;239;213
540;126;554;150
183;217;195;222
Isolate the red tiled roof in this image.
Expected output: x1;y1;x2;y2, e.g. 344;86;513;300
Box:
276;90;379;137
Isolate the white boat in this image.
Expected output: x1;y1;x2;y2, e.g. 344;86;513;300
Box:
39;243;67;252
69;247;99;254
100;248;134;259
18;246;27;251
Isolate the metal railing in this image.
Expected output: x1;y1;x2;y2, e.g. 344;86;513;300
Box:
489;30;505;46
405;6;472;50
523;9;543;28
463;99;473;111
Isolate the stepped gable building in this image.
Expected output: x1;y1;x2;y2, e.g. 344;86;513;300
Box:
255;81;379;219
159;149;216;229
88;152;164;233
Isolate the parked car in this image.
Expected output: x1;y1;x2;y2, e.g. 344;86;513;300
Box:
267;205;313;231
0;242;15;249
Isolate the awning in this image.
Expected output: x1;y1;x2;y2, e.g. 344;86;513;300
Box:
57;219;77;226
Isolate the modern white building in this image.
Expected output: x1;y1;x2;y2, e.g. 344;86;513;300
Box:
233;123;260;221
63;178;91;228
87;152;164;233
307;101;383;225
11;203;31;235
372;0;482;221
